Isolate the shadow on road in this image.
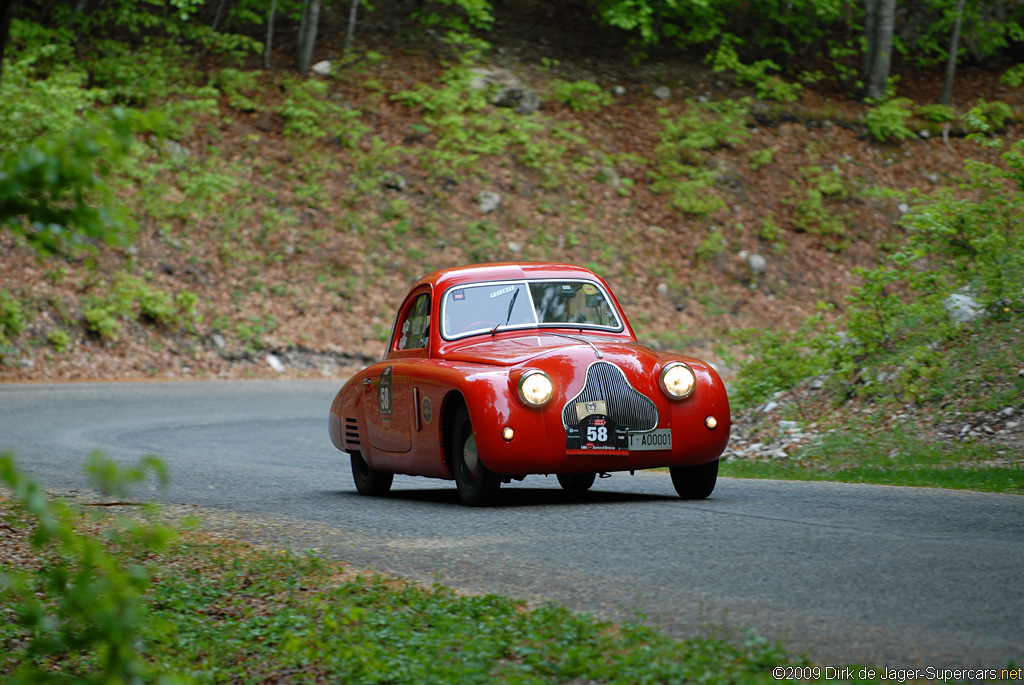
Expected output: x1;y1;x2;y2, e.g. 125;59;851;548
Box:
327;485;677;508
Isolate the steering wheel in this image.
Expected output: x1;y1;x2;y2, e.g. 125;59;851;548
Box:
459;320;499;333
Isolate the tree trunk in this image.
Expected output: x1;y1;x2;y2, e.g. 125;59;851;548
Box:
938;0;965;105
263;0;276;69
296;0;320;74
865;0;895;100
862;0;878;83
344;0;358;53
0;0;14;86
210;0;228;33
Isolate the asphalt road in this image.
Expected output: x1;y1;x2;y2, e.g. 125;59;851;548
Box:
2;380;1021;671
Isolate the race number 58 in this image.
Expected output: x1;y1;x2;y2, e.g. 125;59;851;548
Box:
587;425;608;442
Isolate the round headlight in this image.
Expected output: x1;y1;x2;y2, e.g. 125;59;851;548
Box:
518;371;554;407
660;362;696;400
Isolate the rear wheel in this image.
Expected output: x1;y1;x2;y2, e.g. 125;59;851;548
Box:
452;404;501;506
556;473;596;492
669;459;718;499
351;450;393;496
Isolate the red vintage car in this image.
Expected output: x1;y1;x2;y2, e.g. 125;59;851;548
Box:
329;262;730;506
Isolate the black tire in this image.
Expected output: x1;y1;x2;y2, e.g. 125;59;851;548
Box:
451;404;501;507
351;450;393;496
669;459;719;499
556;473;597;492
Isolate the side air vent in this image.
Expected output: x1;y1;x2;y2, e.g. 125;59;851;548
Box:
344;417;361;448
561;361;658;432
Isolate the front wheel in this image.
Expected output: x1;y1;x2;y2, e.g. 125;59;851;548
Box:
351;451;393;496
452;404;501;507
556;473;596;492
669;459;718;500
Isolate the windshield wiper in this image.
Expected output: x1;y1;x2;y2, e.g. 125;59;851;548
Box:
544;332;604;359
491;287;520;336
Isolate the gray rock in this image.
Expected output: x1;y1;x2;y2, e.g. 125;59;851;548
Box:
897;203;911;215
762;401;779;413
944;289;984;324
653;86;671;100
1000;407;1016;417
162;139;190;159
611;85;626;96
656;282;669;297
477;190;502;214
213;334;226;350
918;129;930;139
747;253;767;276
311;60;332;77
779;420;799;431
507;241;522;254
493;87;541;115
265;354;286;373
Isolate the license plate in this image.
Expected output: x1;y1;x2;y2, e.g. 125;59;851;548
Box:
566;414;629;455
629;429;672;451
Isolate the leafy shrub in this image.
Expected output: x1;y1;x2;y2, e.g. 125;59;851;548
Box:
709;35;802;103
1000;63;1024;87
735;124;1024;407
915;103;955;123
974;98;1014;130
864;98;915;142
696;228;728;261
278;78;369;146
81;274;201;340
0;22;102;147
548;79;614;112
0;108;139;256
46;328;73;353
0;289;28;344
0;452;175;683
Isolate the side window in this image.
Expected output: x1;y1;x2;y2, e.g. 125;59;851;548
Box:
397;293;431;351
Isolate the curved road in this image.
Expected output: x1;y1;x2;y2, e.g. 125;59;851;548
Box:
1;380;1021;670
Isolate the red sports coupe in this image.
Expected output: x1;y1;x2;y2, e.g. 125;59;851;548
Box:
329;262;730;506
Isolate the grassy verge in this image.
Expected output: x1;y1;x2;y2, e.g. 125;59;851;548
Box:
1;489;795;683
721;425;1024;495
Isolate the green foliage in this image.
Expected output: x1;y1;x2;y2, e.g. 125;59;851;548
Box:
787;166;848;240
548;79;614;112
0;290;28;344
974;98;1014;130
735;126;1024;409
0;108;141;256
0;22;101;146
696;228;728;261
214;68;264;112
46;328;73;353
1001;63;1024;87
656;100;751;160
0;452;175;683
393;66;573;182
915;103;955;123
722;424;1024;494
864;98;915;143
709;35;801;102
749;147;775;170
81;274;201;341
277;77;369;146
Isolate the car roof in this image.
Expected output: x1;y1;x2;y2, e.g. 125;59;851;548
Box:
412;262;604;294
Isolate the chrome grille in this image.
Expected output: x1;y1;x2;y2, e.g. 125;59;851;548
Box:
561;362;658;431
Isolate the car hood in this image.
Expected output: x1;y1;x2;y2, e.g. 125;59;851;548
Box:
442;333;662;368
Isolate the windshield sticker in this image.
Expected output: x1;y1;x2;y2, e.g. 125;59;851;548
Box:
452;289;465;300
583;284;598;295
490;285;516;299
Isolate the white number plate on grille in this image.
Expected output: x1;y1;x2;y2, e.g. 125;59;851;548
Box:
629;429;672;451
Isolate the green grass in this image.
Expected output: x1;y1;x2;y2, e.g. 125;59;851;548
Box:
1;496;796;683
721;425;1024;495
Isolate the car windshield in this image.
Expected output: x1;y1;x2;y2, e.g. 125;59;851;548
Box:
442;279;623;339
